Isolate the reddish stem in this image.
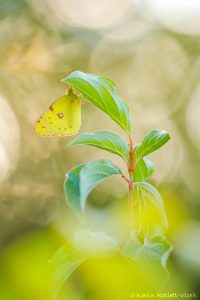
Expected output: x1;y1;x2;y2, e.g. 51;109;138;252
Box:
128;134;135;172
127;133;135;230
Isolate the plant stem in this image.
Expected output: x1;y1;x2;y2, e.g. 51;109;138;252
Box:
128;133;135;230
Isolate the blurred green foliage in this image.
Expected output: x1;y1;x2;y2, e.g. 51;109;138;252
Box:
0;0;200;299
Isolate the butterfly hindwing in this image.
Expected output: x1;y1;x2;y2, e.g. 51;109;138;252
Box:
35;92;81;136
35;113;49;136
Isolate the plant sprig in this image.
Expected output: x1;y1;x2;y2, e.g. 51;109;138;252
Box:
46;70;172;296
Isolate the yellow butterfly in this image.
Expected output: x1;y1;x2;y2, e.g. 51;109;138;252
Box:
35;89;81;136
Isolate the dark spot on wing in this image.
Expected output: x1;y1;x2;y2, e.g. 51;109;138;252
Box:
57;113;64;119
50;106;54;111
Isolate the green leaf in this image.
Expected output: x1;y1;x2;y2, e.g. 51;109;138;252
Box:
132;182;168;240
62;71;132;133
64;159;122;212
135;130;170;160
133;157;155;182
51;230;117;299
123;231;173;273
69;130;129;160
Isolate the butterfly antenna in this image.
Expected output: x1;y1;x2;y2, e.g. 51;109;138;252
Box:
66;66;72;76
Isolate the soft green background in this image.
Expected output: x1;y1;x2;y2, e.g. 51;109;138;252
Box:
0;0;200;299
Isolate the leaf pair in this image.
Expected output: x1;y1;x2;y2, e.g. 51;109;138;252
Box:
68;129;170;184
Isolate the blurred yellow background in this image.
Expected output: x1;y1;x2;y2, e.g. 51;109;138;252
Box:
0;0;200;299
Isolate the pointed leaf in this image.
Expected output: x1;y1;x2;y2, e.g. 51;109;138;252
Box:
69;131;129;160
135;130;170;160
64;159;122;212
132;182;168;240
62;71;132;133
133;157;155;182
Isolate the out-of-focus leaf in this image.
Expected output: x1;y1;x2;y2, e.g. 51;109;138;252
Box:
74;229;118;251
133;157;155;182
64;159;121;212
123;231;173;272
134;130;170;161
132;182;168;240
62;71;132;133
69;131;129;160
51;230;118;299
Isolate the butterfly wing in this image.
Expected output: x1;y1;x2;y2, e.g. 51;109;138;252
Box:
35;93;81;136
35;112;50;136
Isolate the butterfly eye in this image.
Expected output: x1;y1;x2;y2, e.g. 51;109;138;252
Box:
57;113;64;119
